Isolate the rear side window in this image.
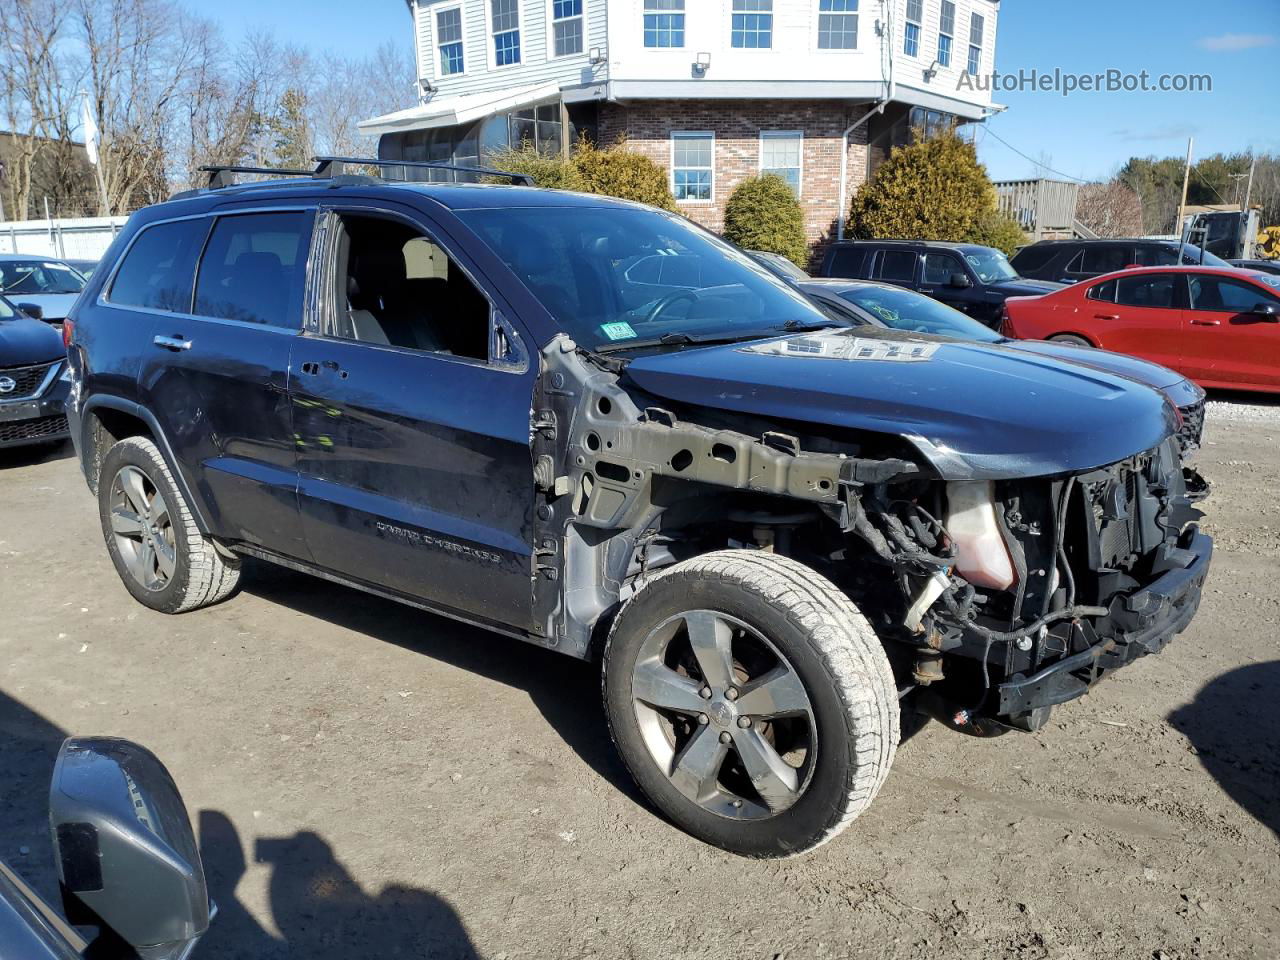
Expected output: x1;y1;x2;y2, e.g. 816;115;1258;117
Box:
195;212;313;328
827;247;865;277
873;250;917;282
108;219;210;312
1116;274;1176;308
1009;245;1059;273
1087;279;1116;302
1081;246;1129;274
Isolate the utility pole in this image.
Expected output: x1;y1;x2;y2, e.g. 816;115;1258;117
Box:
1242;153;1258;259
1243;152;1257;211
1175;136;1193;241
1228;173;1248;206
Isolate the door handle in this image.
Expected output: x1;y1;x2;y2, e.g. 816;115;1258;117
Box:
1190;318;1221;326
299;360;348;379
1093;314;1120;321
153;335;192;351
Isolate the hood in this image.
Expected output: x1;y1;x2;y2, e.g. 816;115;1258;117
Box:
5;292;80;322
988;278;1064;297
0;310;66;366
623;328;1176;481
1004;339;1196;399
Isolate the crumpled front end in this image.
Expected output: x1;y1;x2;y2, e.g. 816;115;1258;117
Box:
846;437;1212;731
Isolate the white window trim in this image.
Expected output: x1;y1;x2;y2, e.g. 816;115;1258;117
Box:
643;0;686;50
812;0;860;54
903;0;922;58
730;0;775;52
671;131;715;205
433;3;468;79
545;0;586;61
937;0;955;68
483;0;523;71
758;130;804;199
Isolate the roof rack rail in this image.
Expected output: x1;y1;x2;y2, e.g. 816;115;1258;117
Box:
198;164;317;190
311;156;534;187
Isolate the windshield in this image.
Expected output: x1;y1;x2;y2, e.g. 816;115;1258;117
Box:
0;259;86;295
839;286;1003;343
963;248;1018;282
1178;243;1229;268
459;206;833;350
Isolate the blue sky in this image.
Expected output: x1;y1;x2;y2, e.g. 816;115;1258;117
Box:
214;0;1276;182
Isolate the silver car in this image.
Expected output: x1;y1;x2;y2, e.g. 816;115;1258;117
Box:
0;254;88;324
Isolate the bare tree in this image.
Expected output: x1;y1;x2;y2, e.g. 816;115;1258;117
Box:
0;1;68;219
1076;180;1145;237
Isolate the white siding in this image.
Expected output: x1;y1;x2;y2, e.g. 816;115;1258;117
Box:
409;0;995;110
414;0;597;98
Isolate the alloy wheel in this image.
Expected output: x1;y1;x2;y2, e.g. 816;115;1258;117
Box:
108;465;177;592
630;610;817;820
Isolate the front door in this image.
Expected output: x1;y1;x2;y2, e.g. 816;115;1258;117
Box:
1092;272;1186;373
920;250;979;315
135;207;314;559
1182;272;1280;388
291;204;538;632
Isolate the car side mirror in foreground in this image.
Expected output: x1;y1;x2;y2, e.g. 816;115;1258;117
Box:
1252;302;1279;319
50;737;210;960
17;302;44;320
948;273;972;289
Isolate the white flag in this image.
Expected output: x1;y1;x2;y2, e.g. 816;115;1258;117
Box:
81;93;99;166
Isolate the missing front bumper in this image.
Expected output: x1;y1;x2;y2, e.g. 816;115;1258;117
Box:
996;527;1212;717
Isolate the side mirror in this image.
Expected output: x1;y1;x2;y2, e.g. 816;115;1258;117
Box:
17;302;43;320
948;273;972;289
50;737;210;960
1252;302;1279;319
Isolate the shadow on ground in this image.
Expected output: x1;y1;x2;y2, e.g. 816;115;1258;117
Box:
240;560;647;808
1167;660;1280;838
0;439;74;470
0;689;478;958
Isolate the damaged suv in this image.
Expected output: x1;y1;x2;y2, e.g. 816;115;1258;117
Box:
65;162;1212;857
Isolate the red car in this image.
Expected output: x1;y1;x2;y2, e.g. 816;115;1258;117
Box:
1003;266;1280;393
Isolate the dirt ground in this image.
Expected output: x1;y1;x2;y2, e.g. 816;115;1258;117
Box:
2;405;1277;960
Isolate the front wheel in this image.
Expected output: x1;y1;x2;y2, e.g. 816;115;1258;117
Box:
602;550;899;857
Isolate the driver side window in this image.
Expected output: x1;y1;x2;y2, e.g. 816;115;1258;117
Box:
923;252;964;285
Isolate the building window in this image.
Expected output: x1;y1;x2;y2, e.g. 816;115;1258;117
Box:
817;0;858;50
904;0;921;56
436;7;465;76
760;131;802;196
491;0;521;66
731;0;773;49
967;12;984;75
672;132;713;202
552;0;584;57
937;0;954;67
644;0;685;48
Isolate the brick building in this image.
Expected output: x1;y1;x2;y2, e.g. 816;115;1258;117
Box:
361;0;1001;251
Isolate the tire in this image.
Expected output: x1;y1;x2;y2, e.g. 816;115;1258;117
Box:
602;550;899;857
1049;334;1093;348
98;436;241;614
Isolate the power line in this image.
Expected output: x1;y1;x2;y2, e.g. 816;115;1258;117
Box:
980;124;1090;184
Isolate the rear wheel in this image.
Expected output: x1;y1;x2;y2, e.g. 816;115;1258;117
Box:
603;550;898;857
98;437;241;613
1049;334;1093;347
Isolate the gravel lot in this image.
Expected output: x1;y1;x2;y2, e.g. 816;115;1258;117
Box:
2;402;1277;960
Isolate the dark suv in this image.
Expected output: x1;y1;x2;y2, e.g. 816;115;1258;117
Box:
1011;238;1232;284
817;240;1062;327
65;160;1212;858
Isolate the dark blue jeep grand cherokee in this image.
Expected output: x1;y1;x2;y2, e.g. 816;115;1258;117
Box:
64;160;1212;857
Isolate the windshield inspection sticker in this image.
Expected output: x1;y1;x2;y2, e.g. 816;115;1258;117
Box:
600;321;638;341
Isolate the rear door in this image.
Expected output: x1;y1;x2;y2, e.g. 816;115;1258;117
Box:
290;200;539;631
868;249;920;289
135;206;314;559
1182;272;1280;388
1092;272;1185;371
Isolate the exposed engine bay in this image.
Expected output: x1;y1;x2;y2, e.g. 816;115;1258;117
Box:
529;337;1213;732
